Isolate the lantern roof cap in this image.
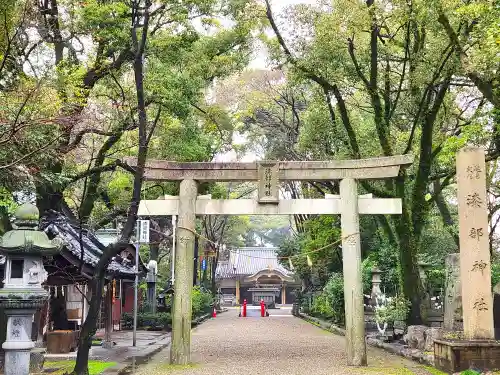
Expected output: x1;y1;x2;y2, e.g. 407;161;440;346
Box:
0;203;62;255
13;203;39;226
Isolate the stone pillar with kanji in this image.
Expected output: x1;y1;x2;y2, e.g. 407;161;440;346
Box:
457;147;494;339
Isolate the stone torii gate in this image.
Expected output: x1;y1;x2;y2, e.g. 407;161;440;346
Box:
135;155;413;366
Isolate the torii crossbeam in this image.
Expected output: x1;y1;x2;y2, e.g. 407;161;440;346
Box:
131;155;413;367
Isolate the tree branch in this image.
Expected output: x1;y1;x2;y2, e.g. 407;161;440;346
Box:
66;159;135;185
0;135;62;170
64;129;117;152
437;11;499;108
264;0;361;158
403;44;455;154
92;208;127;230
347;36;370;88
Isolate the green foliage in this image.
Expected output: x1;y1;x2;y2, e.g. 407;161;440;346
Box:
44;360;116;375
300;216;342;288
149;119;214;162
492;262;500;287
375;295;411;325
0;188;16;212
322;273;345;324
308;273;345;324
426;268;446;292
191;286;213;318
121;312;171;330
78;1;130;52
459;370;481;375
362;239;400;296
310;293;334;320
277;235;311;285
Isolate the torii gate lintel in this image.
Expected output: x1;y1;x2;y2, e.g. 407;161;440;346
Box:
126;155;413;181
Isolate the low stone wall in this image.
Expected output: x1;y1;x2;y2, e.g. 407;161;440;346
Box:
297;312;345;336
297;312;434;367
366;335;434;366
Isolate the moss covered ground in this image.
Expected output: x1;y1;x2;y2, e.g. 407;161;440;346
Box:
43;360;117;375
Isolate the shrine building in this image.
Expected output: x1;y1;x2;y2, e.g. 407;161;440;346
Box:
215;247;300;307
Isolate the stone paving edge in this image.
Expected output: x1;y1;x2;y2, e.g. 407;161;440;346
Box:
104;308;229;375
296;312;435;367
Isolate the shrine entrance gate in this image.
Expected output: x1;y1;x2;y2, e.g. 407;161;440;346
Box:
136;155;413;367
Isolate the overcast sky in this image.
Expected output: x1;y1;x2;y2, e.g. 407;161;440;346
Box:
215;0;317;161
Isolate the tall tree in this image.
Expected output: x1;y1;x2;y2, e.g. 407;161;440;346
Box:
0;0;258;373
72;1;155;373
21;0;257;223
262;0;499;323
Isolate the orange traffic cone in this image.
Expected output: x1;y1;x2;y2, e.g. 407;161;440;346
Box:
212;307;217;318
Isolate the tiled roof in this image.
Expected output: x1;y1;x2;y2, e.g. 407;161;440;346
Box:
216;247;292;279
40;211;144;279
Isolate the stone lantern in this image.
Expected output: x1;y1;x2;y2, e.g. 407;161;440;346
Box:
0;203;61;375
146;260;158;313
370;266;383;301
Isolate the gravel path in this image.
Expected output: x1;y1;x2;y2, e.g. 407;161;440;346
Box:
133;310;432;375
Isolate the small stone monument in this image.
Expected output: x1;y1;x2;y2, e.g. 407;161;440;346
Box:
434;148;500;373
443;253;462;331
0;203;61;375
417;261;431;321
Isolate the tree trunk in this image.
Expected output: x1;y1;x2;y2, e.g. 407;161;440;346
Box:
393;177;423;325
73;275;105;375
433;181;459;247
211;250;219;295
36;163;65;215
73;0;153;369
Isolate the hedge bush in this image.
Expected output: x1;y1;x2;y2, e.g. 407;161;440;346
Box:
122;287;213;330
192;286;213;318
121;312;171;330
308;273;345;324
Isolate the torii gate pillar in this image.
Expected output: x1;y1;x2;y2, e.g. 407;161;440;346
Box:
340;178;366;365
170;179;198;365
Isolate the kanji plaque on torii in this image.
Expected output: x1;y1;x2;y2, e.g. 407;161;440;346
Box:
258;161;279;203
